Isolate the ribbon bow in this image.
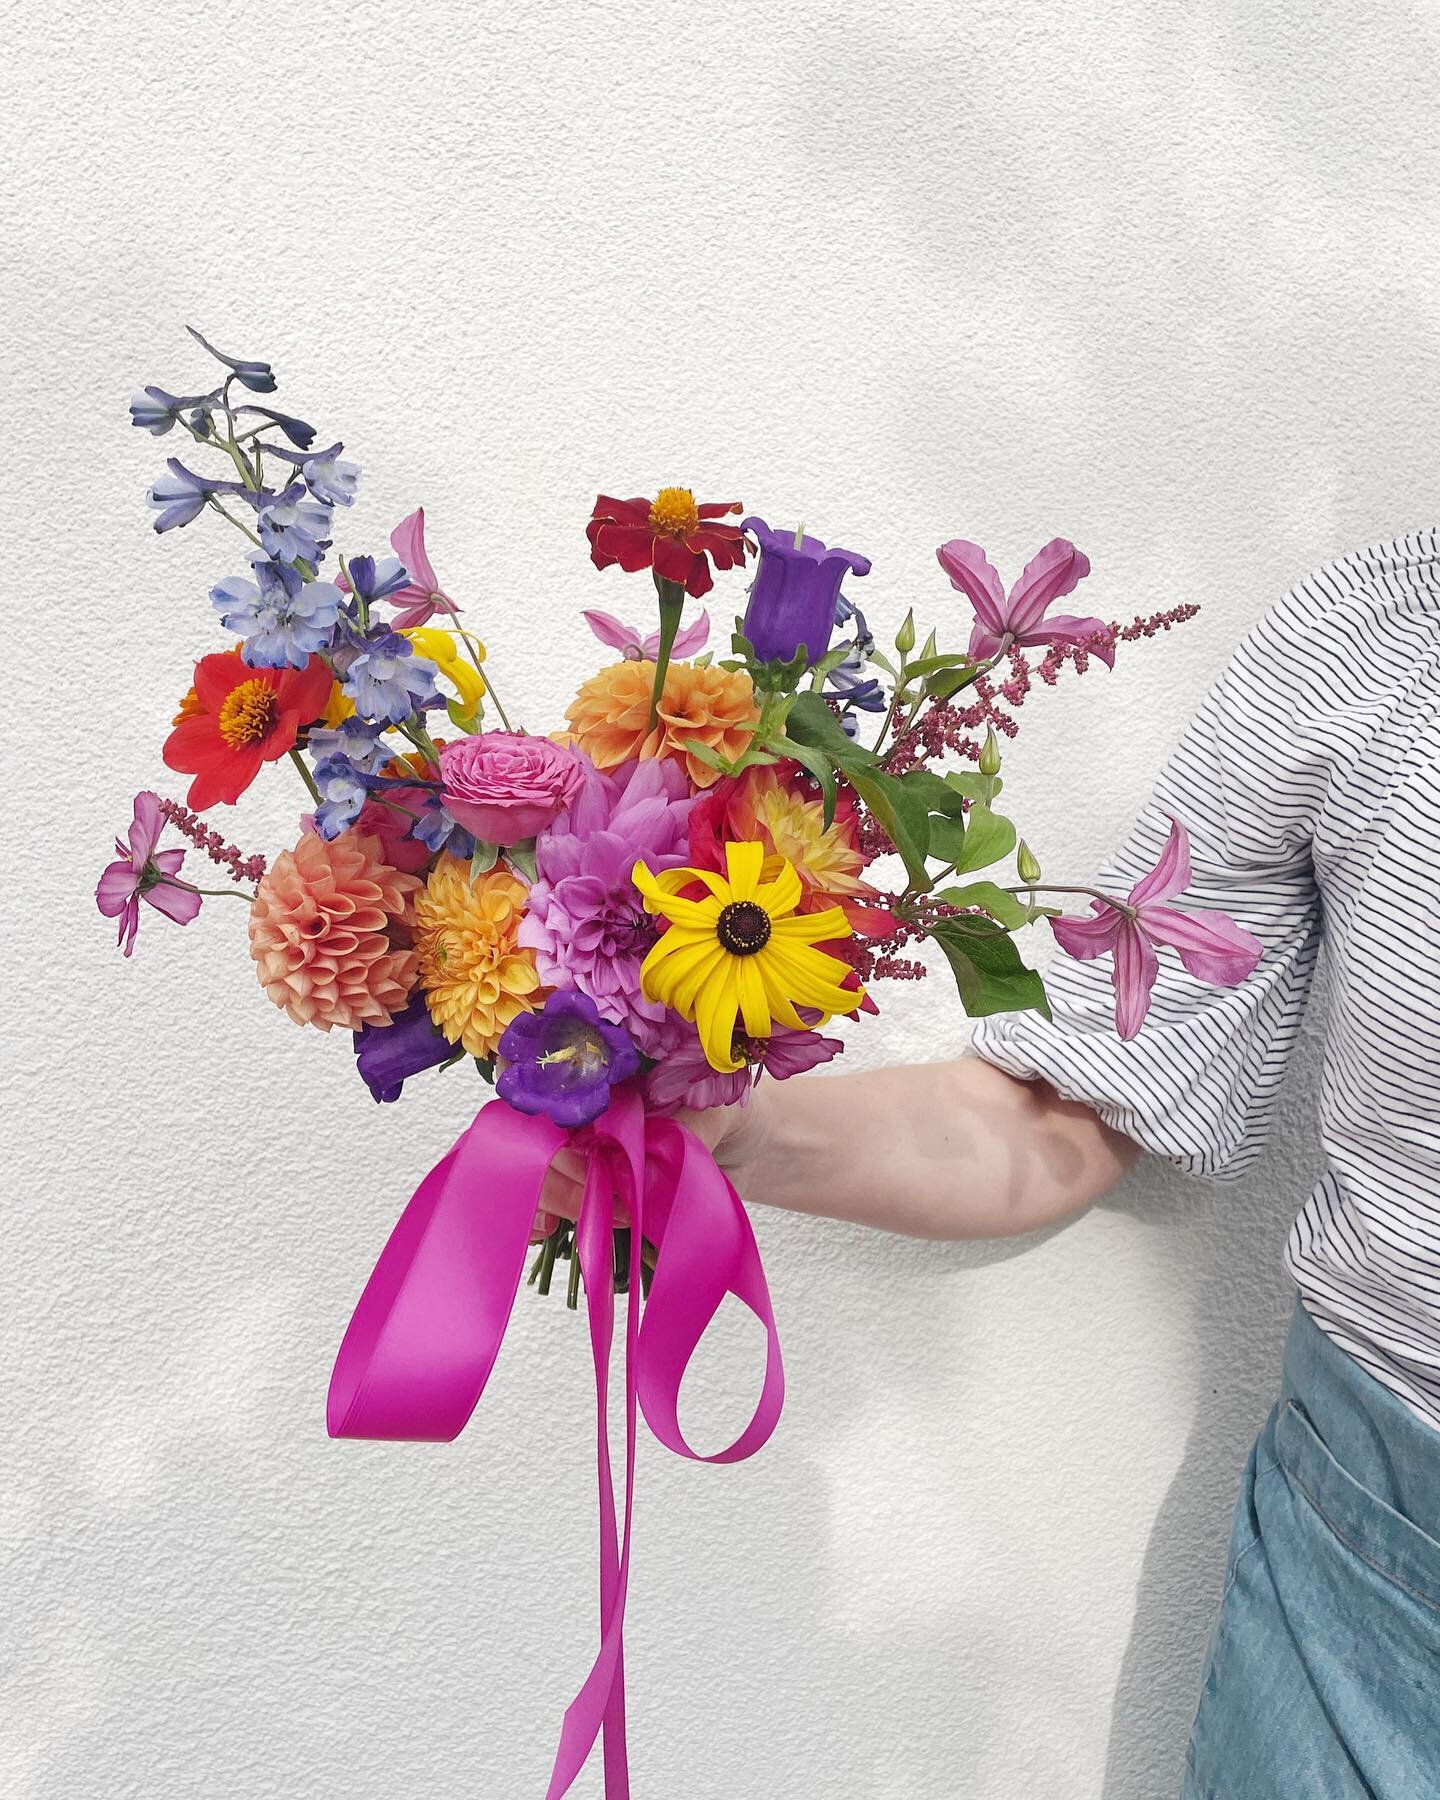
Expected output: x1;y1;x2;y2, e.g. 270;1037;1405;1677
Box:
327;1086;785;1797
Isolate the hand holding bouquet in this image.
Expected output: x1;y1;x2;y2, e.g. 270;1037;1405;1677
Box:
102;330;1263;1796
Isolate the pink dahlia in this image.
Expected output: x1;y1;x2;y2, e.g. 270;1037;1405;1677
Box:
518;756;698;1052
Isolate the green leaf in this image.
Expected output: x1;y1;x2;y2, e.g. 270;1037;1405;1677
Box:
945;770;1003;803
845;764;931;885
897;766;967;817
937;881;1033;930
785;689;878;766
470;840;501;879
473;1055;497;1083
926;813;967;866
905;653;981;679
680;736;727;771
953;804;1016;873
926;665;982;700
506;841;538;881
781;738;838;828
927;918;1051;1019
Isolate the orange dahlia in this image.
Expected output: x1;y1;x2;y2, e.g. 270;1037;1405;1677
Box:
249;831;421;1031
565;658;760;789
414;854;542;1057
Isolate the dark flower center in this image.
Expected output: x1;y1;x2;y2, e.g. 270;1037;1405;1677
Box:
716;900;771;956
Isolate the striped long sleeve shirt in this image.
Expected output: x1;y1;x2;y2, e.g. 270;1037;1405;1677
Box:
970;533;1440;1429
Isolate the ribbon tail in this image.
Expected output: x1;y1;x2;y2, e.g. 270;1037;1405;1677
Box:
544;1097;649;1800
328;1099;567;1442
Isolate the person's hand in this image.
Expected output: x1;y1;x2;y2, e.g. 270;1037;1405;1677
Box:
532;1086;771;1239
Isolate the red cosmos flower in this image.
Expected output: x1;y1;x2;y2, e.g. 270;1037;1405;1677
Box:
586;487;748;598
163;650;333;809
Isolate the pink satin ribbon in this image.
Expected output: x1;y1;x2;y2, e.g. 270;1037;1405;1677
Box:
327;1087;785;1797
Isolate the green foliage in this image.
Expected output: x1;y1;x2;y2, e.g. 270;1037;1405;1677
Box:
936;881;1036;931
470;839;500;879
928;916;1052;1019
949;803;1016;873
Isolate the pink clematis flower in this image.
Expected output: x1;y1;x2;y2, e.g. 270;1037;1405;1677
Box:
95;791;203;957
582;608;710;662
1049;816;1264;1039
383;507;459;628
937;536;1113;666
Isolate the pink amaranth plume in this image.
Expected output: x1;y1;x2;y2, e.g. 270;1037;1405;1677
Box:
157;798;267;884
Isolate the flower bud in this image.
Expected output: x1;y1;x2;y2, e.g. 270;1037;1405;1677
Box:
1017;839;1042;884
979;726;1002;777
894;609;916;656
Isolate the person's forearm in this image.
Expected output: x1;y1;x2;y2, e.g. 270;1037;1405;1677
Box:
722;1056;1140;1240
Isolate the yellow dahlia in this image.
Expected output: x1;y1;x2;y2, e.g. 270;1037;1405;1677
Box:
632;841;861;1072
414;854;542;1057
566;658;760;789
249;831;420;1031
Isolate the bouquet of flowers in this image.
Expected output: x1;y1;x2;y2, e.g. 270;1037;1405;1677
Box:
102;329;1262;1796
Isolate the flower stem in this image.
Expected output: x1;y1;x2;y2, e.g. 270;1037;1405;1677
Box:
647;575;687;728
288;746;321;803
168;879;256;901
205;494;263;548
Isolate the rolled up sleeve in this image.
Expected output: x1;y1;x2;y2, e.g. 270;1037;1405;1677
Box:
969;592;1326;1181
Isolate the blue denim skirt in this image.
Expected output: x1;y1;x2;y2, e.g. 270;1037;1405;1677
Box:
1182;1301;1440;1798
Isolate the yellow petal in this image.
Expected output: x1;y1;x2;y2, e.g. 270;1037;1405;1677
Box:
632;861;723;928
671;942;730;1016
754;954;808;1030
723;840;766;902
755;859;803;920
736;956;771;1039
695;960;743;1071
761;942;860;1016
770;907;850;944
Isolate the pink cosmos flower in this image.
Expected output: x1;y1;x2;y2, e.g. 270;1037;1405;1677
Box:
936;537;1113;666
384;507;457;629
582;608;710;662
95;791;203;957
643;1017;844;1113
1049;816;1264;1039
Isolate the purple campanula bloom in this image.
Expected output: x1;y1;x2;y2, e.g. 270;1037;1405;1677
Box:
740;516;871;666
343;629;440;724
146;458;245;532
257;483;333;566
211;556;343;668
185;325;277;393
353;993;457;1103
497;991;641;1129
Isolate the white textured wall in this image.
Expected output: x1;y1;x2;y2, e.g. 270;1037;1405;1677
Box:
6;3;1439;1795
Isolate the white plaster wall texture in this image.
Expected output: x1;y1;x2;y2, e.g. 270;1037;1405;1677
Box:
3;1;1437;1794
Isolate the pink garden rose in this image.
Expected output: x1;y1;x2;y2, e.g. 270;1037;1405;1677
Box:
438;732;589;846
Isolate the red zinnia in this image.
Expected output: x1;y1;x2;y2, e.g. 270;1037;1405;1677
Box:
586;487;747;598
163;650;333;809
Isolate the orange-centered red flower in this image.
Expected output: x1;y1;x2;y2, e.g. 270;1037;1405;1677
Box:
163;649;333;810
586;488;748;598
